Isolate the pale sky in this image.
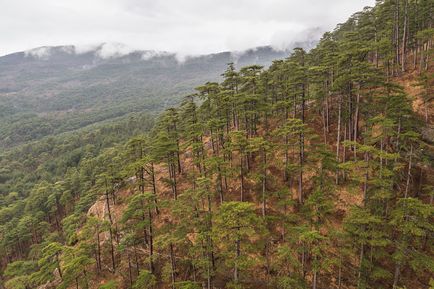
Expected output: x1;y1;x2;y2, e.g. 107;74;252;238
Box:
0;0;375;56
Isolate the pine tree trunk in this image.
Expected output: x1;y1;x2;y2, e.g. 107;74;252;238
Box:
134;246;140;275
284;135;289;183
218;165;224;204
128;255;133;287
419;43;425;74
240;154;245;202
353;86;360;159
396;117;402;153
348;87;353;146
375;28;379;67
105;181;116;272
393;263;401;288
404;144;413;198
148;207;154;273
322;100;327;144
151;162;160;215
395;0;401;74
326;91;330;133
312;269;318;289
336;95;342;184
169;161;178;200
363;152;370;206
174;123;182;174
301;247;306;279
170;243;176;289
298;130;304;204
234;231;241;283
207;257;212;289
105;185;113;225
299;82;305;204
402;0;408;72
413;47;418;70
173;162;178;199
357;243;365;288
262;147;267;217
109;227;116;272
97;228;101;271
265;240;270;278
343;123;347;180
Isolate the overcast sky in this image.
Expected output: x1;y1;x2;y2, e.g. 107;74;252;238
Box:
0;0;375;57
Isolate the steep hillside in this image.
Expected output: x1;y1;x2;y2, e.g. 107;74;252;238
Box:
0;1;433;289
0;45;295;148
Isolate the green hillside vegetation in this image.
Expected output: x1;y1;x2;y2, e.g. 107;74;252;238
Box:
1;1;433;289
0;47;289;148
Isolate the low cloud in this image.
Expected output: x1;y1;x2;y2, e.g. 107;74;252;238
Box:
24;47;52;59
95;42;137;59
3;0;375;57
270;27;325;51
141;50;171;61
23;42;192;63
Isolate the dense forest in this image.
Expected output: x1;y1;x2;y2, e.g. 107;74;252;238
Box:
1;0;433;288
0;46;288;149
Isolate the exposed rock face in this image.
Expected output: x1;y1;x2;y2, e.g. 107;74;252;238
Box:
87;196;111;242
87;196;106;219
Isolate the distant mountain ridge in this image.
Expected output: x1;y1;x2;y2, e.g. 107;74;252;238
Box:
0;44;290;93
0;42;318;148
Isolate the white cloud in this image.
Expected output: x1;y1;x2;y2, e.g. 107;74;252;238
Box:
24;47;52;59
73;43;102;55
95;42;137;59
140;50;171;61
0;0;376;56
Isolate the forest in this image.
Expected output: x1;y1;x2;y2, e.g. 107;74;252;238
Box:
0;46;286;149
0;0;433;288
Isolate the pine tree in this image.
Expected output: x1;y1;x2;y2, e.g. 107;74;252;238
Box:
3;260;37;289
228;130;249;201
214;201;266;286
132;270;157;289
59;245;95;289
390;197;434;288
31;242;64;285
273;118;306;204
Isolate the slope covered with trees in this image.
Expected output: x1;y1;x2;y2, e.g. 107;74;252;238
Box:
1;0;433;288
0;46;290;149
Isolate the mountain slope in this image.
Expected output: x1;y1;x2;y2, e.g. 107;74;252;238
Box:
0;1;433;289
0;45;296;148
